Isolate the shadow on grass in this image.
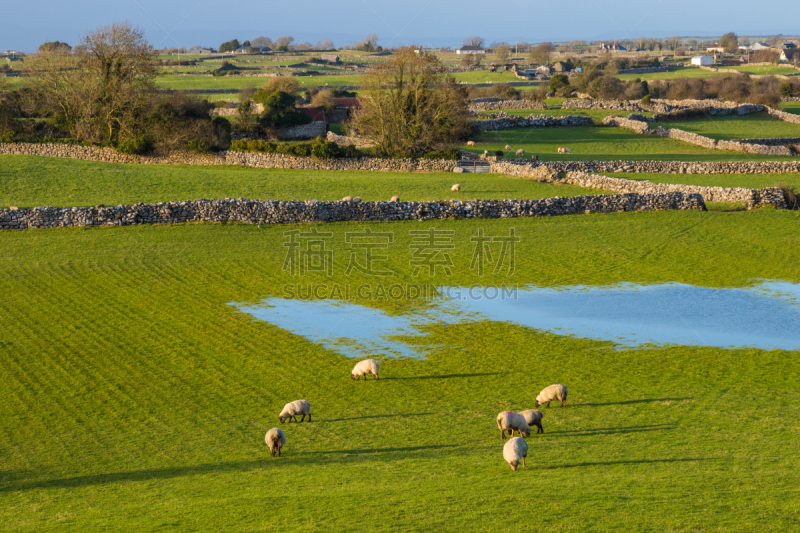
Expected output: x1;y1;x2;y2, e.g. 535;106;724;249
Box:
550;424;672;437
554;457;708;469
581;398;692;407
1;445;459;492
385;373;501;380
324;413;434;422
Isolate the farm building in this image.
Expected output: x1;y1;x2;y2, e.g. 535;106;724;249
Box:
321;54;340;63
196;48;216;54
599;42;626;53
781;49;800;63
553;61;571;72
457;45;486;55
691;55;714;66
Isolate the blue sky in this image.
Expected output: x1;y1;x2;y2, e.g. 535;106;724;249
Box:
2;0;798;51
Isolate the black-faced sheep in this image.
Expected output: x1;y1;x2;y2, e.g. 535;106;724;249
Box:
279;400;312;423
519;409;544;433
265;428;286;457
496;411;531;439
351;359;380;380
535;384;568;408
503;437;528;471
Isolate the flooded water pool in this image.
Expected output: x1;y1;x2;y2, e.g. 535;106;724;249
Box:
232;281;800;358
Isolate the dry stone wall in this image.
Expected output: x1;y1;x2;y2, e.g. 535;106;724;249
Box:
468;99;547;112
536;159;800;175
602;116;650;133
473;114;592;131
0;193;707;231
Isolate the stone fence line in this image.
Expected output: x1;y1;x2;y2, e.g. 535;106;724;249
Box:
0;193;707;231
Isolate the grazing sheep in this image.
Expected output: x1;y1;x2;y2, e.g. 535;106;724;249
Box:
390;195;400;202
467;141;476;146
351;359;380;380
519;409;544;433
265;428;286;457
342;196;353;201
497;411;531;439
503;437;528;471
557;147;572;154
451;183;461;192
516;149;525;156
504;144;511;150
535;384;568;408
279;400;312;423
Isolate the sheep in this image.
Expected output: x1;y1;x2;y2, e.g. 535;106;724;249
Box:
535;384;568;408
496;410;531;439
265;428;286;457
279;400;312;423
557;147;572;154
516;148;525;156
451;183;461;192
504;144;511;150
467;140;476;146
503;437;528;471
519;409;544;433
351;359;380;380
342;196;353;201
390;195;400;202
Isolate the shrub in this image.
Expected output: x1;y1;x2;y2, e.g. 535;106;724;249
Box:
310;137;340;159
777;184;799;210
117;136;152;154
229;139;276;152
780;82;799;98
549;74;570;92
421;148;460;160
641;94;652;105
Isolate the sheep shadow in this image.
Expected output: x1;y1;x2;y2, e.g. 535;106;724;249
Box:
549;424;672;438
580;398;692;407
385;372;501;380
323;413;434;423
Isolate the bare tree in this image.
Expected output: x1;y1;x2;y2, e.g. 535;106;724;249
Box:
463;36;484;48
251;36;273;48
350;48;470;157
461;53;475;67
30;22;157;144
529;42;555;65
494;45;511;65
665;36;681;51
357;34;379;52
317;38;335;50
275;36;294;50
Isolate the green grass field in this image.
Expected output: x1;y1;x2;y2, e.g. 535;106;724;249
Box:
652;112;800;140
154;74;366;90
602;171;800;190
780;101;800;115
478;108;655;124
719;65;800;76
2;206;800;531
0;155;609;209
463;124;800;162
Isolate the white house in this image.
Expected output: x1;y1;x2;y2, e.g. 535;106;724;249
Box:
749;42;771;51
691;55;713;66
456;45;486;55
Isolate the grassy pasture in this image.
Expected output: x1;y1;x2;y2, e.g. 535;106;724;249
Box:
0;155;609;209
462;124;800;162
652;112;800;140
478;108;655;124
602;171;800;190
779;101;800;115
1;207;800;531
719;65;800;76
616;66;727;81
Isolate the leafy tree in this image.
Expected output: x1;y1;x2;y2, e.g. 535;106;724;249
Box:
252;89;311;129
463;36;484;48
349;47;471;157
38;41;72;53
549;74;570;92
461;53;475;67
262;76;300;95
719;32;739;53
219;39;241;53
242;40;251;48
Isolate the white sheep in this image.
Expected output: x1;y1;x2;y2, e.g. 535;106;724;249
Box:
279;399;312;423
351;359;380;380
519;409;544;433
265;428;286;457
496;410;531;439
451;183;461;192
504;144;510;150
535;384;568;408
516;148;525;156
557;147;572;154
342;196;353;201
467;140;476;146
503;437;528;471
390;195;400;202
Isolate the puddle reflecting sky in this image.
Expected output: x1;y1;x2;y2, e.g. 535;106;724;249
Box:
232;281;800;358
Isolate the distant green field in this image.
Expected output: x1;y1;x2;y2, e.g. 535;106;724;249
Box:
603;171;800;190
780;101;800;115
154;74;365;90
719;65;800;76
452;70;523;84
463;124;800;162
616;66;726;81
651;112;800;140
0;155;609;209
478;108;655;124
